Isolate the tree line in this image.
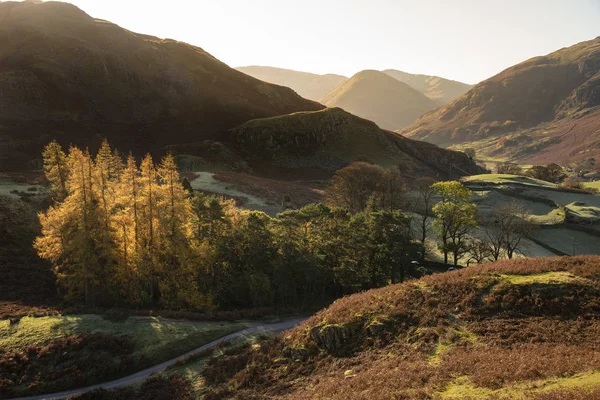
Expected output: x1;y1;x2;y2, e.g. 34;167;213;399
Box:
36;144;538;310
35;143;422;309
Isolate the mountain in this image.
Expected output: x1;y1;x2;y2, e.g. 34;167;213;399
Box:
400;37;600;165
235;66;347;101
383;69;472;104
321;70;438;130
230;107;484;179
198;256;600;399
0;1;323;171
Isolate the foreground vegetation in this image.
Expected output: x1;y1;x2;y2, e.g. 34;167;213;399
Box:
191;256;600;399
0;314;245;397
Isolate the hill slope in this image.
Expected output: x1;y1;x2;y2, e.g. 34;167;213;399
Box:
321;70;438;130
0;1;323;171
235;66;347;101
230;107;484;178
383;69;473;104
199;256;600;399
400;37;600;164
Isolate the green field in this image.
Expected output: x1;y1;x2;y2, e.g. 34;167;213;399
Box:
0;314;246;365
0;314;247;396
584;181;600;190
462;174;558;188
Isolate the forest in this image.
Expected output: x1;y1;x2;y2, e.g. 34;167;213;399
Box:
35;141;536;311
35;141;422;310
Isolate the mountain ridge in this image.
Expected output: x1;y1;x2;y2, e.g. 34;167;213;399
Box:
0;0;323;170
320;70;438;130
383;69;473;104
230;107;484;178
399;37;600;164
235;66;348;101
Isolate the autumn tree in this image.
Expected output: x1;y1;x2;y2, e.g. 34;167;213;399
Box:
325;162;405;213
36;147;110;304
155;154;199;308
42;140;69;202
36;142;200;307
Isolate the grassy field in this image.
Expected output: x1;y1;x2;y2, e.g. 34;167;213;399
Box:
0;314;246;365
535;228;600;256
0;314;247;396
584;181;600;190
462;174;558;188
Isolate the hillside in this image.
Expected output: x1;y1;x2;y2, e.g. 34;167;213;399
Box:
383;69;473;105
235;66;347;101
400;37;600;164
321;70;438;130
0;1;323;171
231;107;484;179
198;256;600;399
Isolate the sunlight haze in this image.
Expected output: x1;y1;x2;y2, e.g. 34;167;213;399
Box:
58;0;600;84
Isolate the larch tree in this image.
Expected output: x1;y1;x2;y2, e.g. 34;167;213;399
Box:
138;154;160;302
156;154;200;308
42;140;69;202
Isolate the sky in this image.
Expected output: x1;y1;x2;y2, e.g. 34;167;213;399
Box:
65;0;599;84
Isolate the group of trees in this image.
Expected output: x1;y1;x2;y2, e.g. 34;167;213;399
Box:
36;144;540;309
324;162;405;212
36;144;420;309
411;178;536;266
36;141;199;308
495;162;565;184
196;199;419;308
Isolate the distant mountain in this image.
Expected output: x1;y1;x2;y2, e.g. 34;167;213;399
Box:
400;37;600;164
321;70;438;130
230;107;483;179
0;1;322;171
235;66;348;101
383;70;472;105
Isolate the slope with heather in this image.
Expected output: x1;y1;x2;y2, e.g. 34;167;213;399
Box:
400;37;600;164
235;66;348;101
198;256;600;399
383;69;473;105
321;70;438;130
0;1;323;171
231;107;484;179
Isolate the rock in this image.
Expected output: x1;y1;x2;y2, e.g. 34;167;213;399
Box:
310;323;359;354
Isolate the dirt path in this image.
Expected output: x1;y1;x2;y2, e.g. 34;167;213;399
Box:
190;172;281;215
9;318;305;400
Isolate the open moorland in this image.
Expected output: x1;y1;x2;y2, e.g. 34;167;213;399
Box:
80;256;600;399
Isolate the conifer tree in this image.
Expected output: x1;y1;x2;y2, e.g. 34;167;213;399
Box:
42;140;69;202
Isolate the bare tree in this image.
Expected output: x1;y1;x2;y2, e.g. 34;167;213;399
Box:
413;177;436;261
496;162;523;175
466;238;493;265
481;215;505;262
489;201;538;259
464;148;476;161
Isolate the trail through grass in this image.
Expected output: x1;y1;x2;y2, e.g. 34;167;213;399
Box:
0;314;247;365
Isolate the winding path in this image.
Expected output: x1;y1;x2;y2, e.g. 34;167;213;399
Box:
10;318;305;400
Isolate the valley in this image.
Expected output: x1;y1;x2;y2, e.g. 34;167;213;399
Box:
0;1;599;399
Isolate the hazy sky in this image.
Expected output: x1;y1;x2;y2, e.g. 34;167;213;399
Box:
65;0;599;84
